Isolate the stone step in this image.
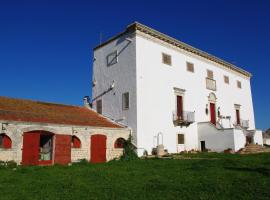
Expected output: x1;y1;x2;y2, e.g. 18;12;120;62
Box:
238;144;267;154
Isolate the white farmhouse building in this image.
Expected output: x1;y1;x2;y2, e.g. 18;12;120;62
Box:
92;22;263;155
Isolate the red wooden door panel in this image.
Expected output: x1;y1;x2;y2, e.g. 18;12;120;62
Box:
236;110;240;125
177;96;183;119
91;134;107;163
22;132;40;165
54;135;71;165
210;103;216;125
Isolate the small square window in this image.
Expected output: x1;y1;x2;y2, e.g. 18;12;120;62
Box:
177;134;184;144
186;62;194;73
207;70;214;79
122;92;129;110
237;81;242;89
162;53;172;66
224;75;229;84
96;99;102;114
107;51;118;66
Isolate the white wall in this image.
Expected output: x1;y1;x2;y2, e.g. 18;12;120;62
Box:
253;130;263;145
135;32;255;154
198;122;236;152
233;129;247;151
92;28;256;155
264;138;270;145
92;33;138;144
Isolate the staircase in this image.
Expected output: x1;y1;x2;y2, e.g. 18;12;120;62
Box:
238;144;269;154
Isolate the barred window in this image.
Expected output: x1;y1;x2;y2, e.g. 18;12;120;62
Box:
96;99;102;114
207;70;214;79
186;62;194;73
122;92;129;110
177;134;184;144
237;81;242;89
162;53;172;66
224;75;229;84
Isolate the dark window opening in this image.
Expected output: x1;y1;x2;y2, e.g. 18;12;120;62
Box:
122;92;129;110
0;134;12;149
178;134;184;144
71;136;81;148
39;134;53;161
114;138;125;148
96;99;102;114
162;53;172;65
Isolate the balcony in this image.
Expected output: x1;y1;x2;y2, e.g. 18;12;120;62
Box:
234;119;249;129
173;111;195;127
206;78;216;91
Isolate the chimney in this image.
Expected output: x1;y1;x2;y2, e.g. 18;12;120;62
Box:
83;96;91;109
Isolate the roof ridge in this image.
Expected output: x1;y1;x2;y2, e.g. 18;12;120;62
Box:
0;96;83;109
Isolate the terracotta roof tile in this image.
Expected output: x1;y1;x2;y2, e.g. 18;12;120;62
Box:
0;96;122;128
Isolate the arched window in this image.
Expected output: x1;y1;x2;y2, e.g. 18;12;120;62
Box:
0;134;12;149
114;138;125;149
71;136;81;148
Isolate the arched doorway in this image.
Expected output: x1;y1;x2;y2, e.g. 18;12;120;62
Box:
22;131;71;166
22;131;54;165
91;134;107;163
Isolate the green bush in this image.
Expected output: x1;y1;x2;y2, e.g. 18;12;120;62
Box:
120;135;138;161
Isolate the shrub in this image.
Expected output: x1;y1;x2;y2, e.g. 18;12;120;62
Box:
120;135;138;161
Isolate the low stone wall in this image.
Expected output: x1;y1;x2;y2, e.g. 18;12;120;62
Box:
0;149;17;162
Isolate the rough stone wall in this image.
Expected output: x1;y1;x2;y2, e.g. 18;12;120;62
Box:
0;120;130;164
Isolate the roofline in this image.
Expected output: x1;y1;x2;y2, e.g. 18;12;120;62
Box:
0;119;128;130
94;22;252;78
0;96;125;128
0;96;83;109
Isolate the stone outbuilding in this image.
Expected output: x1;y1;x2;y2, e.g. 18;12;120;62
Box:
0;96;130;165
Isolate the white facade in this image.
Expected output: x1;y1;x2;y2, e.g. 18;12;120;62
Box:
92;22;263;155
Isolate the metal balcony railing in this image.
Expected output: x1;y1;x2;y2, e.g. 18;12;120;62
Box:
206;78;216;91
235;119;249;129
172;111;195;126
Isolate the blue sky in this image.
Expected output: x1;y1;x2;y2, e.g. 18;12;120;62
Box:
0;0;269;130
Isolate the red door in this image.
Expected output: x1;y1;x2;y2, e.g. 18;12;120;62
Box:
91;134;107;163
210;103;216;125
54;135;71;165
22;132;40;165
177;96;183;119
236;110;240;125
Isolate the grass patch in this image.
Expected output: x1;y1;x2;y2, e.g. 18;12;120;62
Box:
1;153;270;200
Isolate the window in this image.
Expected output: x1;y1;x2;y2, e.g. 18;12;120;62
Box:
177;134;184;144
71;136;81;148
114;138;125;148
0;134;12;149
107;51;118;66
162;53;172;65
186;62;194;73
122;92;129;110
237;81;242;89
96;99;102;114
207;70;214;79
224;75;229;84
